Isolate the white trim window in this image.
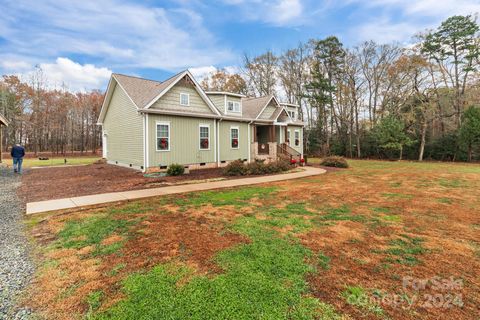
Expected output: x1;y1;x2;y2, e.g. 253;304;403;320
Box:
199;124;210;150
294;130;300;146
180;92;190;106
288;110;296;120
287;129;291;145
156;122;170;151
231;127;239;149
227;101;241;113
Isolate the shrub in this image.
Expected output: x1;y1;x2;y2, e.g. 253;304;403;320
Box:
166;163;185;176
246;161;267;175
223;160;292;176
223;159;248;176
320;156;349;168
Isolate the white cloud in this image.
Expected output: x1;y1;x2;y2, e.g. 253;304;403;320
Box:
0;0;234;74
221;0;304;26
18;58;112;92
345;0;480;44
188;65;242;83
188;66;218;82
0;59;32;72
355;18;421;44
354;0;480;18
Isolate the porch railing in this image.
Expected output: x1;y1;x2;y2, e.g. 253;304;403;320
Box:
277;143;301;161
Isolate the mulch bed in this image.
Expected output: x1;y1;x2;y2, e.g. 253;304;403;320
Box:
19;163;316;203
19;163;228;203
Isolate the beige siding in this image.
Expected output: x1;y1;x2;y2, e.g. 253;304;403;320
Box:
287;125;304;155
103;83;144;167
148;115;216;167
207;94;225;113
258;101;277;119
219;121;249;161
151;82;214;115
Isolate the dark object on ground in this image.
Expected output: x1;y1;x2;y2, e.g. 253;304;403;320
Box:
38;157;49;160
320;156;349;168
166;163;185;176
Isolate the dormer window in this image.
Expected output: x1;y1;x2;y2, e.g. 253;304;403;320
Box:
227;101;241;113
180;93;190;106
288;110;296;120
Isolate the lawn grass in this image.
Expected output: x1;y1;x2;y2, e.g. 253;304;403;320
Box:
3;156;100;167
25;159;480;320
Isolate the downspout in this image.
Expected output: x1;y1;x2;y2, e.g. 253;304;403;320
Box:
146;113;149;170
142;113;147;173
217;119;222;166
247;120;253;163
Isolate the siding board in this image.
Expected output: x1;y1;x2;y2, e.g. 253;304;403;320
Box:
148;115;216;166
103;84;144;167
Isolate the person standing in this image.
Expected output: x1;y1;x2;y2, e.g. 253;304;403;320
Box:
11;143;25;174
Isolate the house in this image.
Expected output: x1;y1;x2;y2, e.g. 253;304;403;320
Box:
0;113;8;163
97;70;304;172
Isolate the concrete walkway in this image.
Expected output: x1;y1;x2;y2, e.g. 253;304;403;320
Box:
26;166;326;215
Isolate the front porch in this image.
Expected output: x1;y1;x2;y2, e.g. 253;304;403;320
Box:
251;124;300;162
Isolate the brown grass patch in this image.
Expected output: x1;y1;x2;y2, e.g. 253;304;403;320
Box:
25;209;246;320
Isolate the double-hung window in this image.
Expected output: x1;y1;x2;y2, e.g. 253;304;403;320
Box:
180;93;190;106
227;101;240;113
199;125;210;150
294;130;300;146
231;127;239;149
156;123;170;151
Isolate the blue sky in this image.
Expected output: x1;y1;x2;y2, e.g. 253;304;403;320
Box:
1;0;479;91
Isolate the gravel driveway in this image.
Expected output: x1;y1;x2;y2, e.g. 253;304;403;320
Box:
0;168;34;319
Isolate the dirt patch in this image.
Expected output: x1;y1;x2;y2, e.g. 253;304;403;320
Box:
19;163;229;203
26;210;246;320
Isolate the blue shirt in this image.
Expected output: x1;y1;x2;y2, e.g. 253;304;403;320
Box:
11;145;25;158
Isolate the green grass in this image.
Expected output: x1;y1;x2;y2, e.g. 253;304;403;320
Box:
342;286;383;316
86;290;104;318
56;210;137;256
438;178;468;188
437;197;453;204
318;205;367;223
381;192;414;199
174;186;278;208
93;203;343;320
382;234;426;265
317;252;331;270
4;156;100;168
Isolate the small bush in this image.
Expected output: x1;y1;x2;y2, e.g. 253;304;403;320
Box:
246;161;267;175
166;163;185;176
223;159;248;176
224;159;292;176
320;156;349;168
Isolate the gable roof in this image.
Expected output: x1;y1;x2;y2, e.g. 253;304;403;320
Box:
98;70;221;124
0;113;8;126
242;95;274;120
112;73;180;109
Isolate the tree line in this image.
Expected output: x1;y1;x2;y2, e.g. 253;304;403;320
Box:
201;15;480;162
0;68;103;155
1;14;478;161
